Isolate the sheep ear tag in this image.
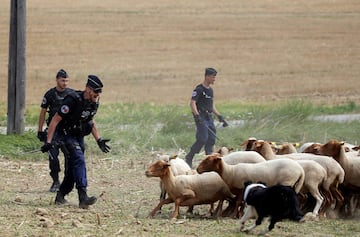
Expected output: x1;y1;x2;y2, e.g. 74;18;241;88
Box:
169;155;178;160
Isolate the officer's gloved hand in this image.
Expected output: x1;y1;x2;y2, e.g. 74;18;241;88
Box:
217;115;229;127
194;114;202;126
41;142;53;153
97;138;111;153
37;131;47;142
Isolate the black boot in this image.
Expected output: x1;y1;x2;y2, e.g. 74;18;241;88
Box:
78;188;97;209
185;153;195;168
49;180;60;192
49;172;60;192
55;191;67;205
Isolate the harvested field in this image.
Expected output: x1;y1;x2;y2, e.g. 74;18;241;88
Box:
1;1;360;236
0;0;360;105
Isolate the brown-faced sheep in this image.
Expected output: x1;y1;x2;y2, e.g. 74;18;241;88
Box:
196;153;305;219
251;140;327;216
145;160;234;220
252;140;345;216
315;140;360;216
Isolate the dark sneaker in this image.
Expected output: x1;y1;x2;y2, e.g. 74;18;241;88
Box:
49;181;60;192
55;191;68;205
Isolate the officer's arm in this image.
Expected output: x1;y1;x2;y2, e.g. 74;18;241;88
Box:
38;107;47;132
190;99;199;116
212;104;221;117
91;121;101;141
46;113;62;144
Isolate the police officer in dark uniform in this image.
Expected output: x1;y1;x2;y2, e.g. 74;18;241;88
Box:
37;69;73;192
41;75;110;209
185;68;228;168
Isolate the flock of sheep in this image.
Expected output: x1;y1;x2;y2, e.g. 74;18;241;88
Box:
145;138;360;234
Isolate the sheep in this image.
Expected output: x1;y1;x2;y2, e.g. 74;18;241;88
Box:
251;140;327;216
352;145;360;156
314;140;360;216
303;142;359;158
275;142;298;155
196;153;305;219
240;137;258;151
217;150;266;217
215;147;234;156
298;142;316;153
301;143;322;154
222;151;266;165
157;154;196;202
252;140;344;216
145;159;234;220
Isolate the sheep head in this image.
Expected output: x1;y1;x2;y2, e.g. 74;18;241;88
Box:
215;147;234;156
145;160;171;178
252;140;268;153
317;140;344;159
196;153;222;174
240;137;257;151
302;143;322;154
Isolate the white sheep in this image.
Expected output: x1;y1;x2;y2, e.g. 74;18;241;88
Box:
252;140;344;216
212;150;266;217
315;140;360;216
215;147;234;156
252;140;327;216
145;159;234;220
196;153;305;219
222;151;266;165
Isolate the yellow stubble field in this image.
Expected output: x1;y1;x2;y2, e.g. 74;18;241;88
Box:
0;0;360;106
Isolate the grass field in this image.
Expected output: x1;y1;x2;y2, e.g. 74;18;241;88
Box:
1;1;360;236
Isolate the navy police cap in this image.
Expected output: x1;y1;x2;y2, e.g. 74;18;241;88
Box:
86;75;103;93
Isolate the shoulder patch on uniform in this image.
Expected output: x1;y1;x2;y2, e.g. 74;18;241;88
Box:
192;91;197;97
61;105;70;114
41;97;47;105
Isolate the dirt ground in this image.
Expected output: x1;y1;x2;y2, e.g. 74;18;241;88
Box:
2;152;360;237
1;0;360;105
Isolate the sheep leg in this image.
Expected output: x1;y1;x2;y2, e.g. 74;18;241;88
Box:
222;199;236;217
213;200;224;218
159;181;167;201
234;193;244;218
309;188;324;216
319;189;333;216
171;193;196;220
149;197;173;217
330;186;344;210
239;205;257;232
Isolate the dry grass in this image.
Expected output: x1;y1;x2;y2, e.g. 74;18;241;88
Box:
1;0;360;105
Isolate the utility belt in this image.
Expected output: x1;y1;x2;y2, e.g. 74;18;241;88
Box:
199;110;213;120
61;121;94;137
